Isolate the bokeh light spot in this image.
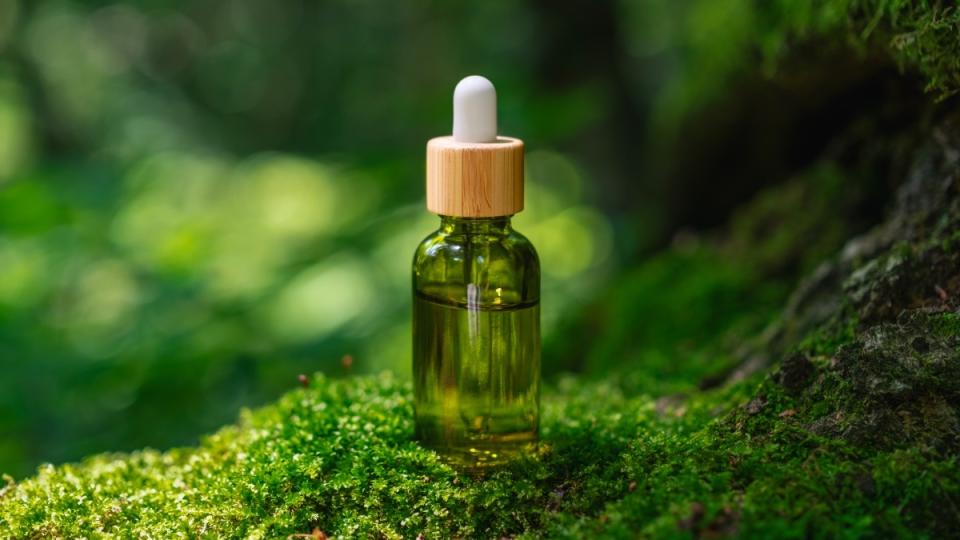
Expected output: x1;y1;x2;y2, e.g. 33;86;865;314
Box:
264;257;376;343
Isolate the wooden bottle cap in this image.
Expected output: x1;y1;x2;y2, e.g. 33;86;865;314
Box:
426;135;524;217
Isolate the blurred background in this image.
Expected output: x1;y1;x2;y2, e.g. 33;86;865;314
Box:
0;0;913;477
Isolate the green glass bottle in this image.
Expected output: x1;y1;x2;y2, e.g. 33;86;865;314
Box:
413;76;540;468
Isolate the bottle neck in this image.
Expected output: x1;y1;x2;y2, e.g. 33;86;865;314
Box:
439;215;512;235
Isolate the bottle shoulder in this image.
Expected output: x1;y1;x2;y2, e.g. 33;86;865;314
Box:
412;224;540;306
413;227;539;266
504;228;540;265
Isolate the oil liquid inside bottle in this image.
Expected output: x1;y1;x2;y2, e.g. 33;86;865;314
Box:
413;290;540;469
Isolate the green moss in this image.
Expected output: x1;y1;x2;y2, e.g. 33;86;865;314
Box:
2;363;957;538
796;308;858;356
932;312;960;337
645;0;960;132
724;162;852;277
807;0;960;97
0;373;707;538
550;159;865;394
575;246;785;393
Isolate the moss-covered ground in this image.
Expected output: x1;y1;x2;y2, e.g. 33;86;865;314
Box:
3;365;955;539
2;310;957;538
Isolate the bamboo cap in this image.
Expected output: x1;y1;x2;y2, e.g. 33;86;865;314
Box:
426;76;525;217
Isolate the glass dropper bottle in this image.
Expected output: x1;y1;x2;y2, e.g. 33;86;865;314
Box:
412;76;541;469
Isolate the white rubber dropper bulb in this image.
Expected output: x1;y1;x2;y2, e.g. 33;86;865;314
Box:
453;75;498;143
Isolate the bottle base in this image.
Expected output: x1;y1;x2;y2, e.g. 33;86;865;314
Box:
419;430;538;471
